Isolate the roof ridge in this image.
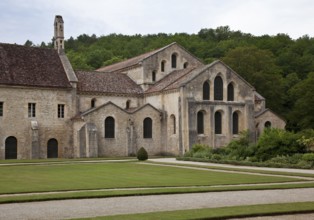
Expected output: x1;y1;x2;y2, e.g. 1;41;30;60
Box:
96;42;177;72
162;67;197;91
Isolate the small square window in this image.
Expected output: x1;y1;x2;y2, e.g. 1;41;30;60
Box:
58;104;65;118
28;103;36;118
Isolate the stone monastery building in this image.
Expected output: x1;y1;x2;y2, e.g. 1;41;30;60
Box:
0;16;285;159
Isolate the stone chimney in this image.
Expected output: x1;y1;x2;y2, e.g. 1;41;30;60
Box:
54;15;64;53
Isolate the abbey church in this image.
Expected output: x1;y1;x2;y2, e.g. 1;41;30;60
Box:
0;15;285;159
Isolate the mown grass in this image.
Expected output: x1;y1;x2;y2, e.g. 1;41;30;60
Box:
81;202;314;220
0;162;301;194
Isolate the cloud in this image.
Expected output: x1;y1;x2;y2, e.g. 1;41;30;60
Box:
1;0;314;44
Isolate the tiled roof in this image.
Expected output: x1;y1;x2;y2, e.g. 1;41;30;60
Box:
96;42;177;72
0;43;71;88
76;70;143;95
145;67;197;93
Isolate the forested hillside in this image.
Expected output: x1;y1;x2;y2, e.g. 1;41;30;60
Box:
31;26;314;131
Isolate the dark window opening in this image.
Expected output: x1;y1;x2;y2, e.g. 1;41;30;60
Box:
5;136;17;159
161;60;166;72
233;112;239;134
91;99;96;108
203;81;210;100
47;139;58;158
58;104;64;118
265;121;272;128
215;111;222;134
0;102;3;116
197;111;204;134
183;62;188;68
143;117;152;138
152;71;156;82
126;100;131;109
28;103;36;118
171;53;177;68
105;117;115;138
214;76;223;100
227;83;234;101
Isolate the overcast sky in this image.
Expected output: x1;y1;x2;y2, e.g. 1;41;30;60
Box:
1;0;314;45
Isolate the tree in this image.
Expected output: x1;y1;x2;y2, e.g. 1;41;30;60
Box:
289;72;314;129
223;46;284;113
24;40;34;47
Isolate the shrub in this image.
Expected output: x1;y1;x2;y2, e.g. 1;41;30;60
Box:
302;153;314;162
211;154;222;161
256;128;305;161
137;147;148;161
193;150;210;159
191;144;209;153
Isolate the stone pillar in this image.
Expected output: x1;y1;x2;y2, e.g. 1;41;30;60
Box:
31;121;40;159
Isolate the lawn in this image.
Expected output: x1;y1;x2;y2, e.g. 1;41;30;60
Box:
87;202;314;220
0;161;302;194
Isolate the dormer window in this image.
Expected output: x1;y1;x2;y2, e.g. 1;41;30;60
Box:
171;53;177;68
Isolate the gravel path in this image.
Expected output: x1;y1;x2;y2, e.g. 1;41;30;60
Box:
1;188;314;219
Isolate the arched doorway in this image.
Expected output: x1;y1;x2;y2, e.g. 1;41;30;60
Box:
47;139;58;158
5;136;17;159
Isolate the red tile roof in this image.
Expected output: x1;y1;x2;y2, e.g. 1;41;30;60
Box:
0;43;71;88
76;70;143;95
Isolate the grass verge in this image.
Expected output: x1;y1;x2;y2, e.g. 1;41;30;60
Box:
1;182;314;204
79;202;314;220
155;159;314;178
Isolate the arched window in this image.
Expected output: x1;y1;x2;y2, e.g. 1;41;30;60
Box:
233;112;239;134
5;136;17;159
126;100;131;109
143;117;152;138
214;76;223;100
152;71;156;82
170;115;176;134
183;62;188;69
161;60;166;72
197;111;204;134
215;111;222;134
227;83;234;101
105;117;115;138
91;98;96;108
171;53;177;68
265;121;271;128
47;138;58;158
203;81;210;100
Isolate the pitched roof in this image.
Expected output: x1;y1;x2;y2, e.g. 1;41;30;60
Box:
80;101;161;117
96;42;177;72
76;70;143;95
255;108;286;122
145;67;197;93
0;43;71;88
255;92;265;101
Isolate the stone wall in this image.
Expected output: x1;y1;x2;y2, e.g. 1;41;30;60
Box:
0;86;76;159
181;62;256;150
